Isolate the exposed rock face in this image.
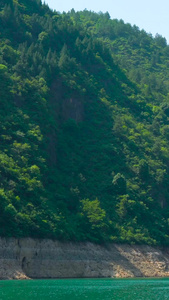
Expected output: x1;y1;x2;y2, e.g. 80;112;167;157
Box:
62;97;84;122
1;238;169;279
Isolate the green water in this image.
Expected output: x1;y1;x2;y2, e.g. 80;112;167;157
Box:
0;278;169;300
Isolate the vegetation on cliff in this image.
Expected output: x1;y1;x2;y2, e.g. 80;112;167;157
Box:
1;0;169;244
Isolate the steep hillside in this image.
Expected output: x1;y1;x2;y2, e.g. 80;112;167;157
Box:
1;0;169;244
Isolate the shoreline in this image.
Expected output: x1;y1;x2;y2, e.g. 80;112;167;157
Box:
1;238;169;280
1;276;169;281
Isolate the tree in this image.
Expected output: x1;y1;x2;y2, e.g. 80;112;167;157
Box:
112;173;127;195
138;159;149;181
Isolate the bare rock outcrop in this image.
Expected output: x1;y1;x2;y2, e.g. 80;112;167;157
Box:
0;238;169;279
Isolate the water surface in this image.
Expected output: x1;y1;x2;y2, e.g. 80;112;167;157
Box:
0;278;169;300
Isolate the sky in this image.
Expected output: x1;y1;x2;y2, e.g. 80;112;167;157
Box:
44;0;169;44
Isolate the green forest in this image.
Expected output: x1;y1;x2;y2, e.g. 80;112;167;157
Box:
1;0;169;245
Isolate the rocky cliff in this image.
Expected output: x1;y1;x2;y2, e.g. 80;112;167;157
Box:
1;238;169;279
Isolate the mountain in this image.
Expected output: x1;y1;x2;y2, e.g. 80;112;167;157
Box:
1;0;169;244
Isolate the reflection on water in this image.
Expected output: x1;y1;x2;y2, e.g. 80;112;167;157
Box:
0;278;169;300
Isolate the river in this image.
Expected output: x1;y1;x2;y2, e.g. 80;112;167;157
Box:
0;278;169;299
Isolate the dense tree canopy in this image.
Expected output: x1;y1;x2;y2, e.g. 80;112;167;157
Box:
1;0;169;244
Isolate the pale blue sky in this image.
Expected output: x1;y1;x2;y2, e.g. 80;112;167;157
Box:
44;0;169;43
